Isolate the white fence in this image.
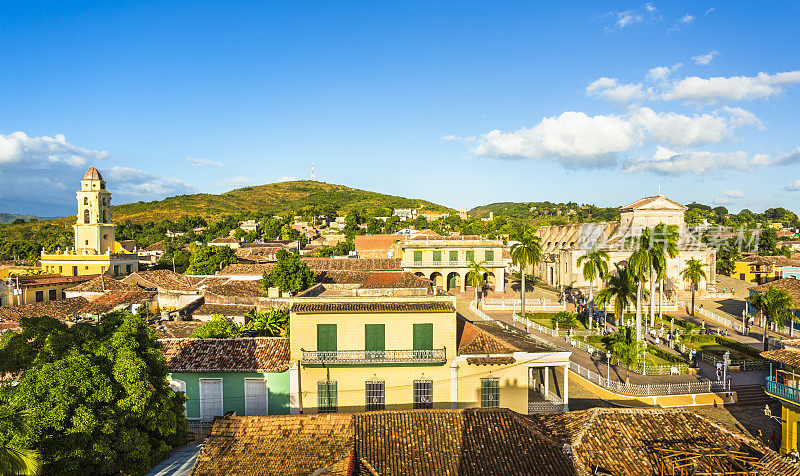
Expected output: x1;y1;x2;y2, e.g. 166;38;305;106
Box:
678;300;745;333
569;361;730;396
469;300;492;321
511;312;603;338
482;298;566;312
697;352;770;370
528;384;567;413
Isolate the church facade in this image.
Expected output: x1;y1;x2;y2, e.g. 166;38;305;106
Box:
534;195;716;297
40;168;139;277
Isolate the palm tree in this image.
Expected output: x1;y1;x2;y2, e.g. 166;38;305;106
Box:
607;326;645;384
549;311;579;332
510;235;542;317
466;260;489;303
649;223;679;327
680;258;707;318
628;235;653;342
596;264;638;328
577;248;609;330
0;407;41;476
748;286;795;351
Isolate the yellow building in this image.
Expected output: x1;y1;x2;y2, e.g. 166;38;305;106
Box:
762;341;800;455
0;274;93;307
397;233;507;292
40;168;139;277
734;255;800;284
288;278;571;415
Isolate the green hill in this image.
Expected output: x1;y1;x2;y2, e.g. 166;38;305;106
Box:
0;213;46;224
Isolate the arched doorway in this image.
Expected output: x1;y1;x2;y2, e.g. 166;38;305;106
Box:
414;272;425;278
446;272;461;291
430;272;444;288
483;272;496;290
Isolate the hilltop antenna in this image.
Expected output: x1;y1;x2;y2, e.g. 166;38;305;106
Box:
311;162;316;181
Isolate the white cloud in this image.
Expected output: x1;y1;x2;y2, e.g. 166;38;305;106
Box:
630;107;732;146
692;50;718;66
719;106;763;129
187;156;223;167
646;64;682;82
0;131;109;166
623;146;754;175
472;111;637;168
679;13;695;24
645;2;656;13
661;71;800;104
667;13;695;33
586;77;650;102
706;8;715;15
216;176;253;189
785;179;800;191
714;190;745;205
276;176;298;182
617;11;644;28
751;148;800;167
603;4;662;31
104;166;195;199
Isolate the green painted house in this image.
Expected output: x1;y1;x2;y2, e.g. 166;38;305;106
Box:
160;337;291;420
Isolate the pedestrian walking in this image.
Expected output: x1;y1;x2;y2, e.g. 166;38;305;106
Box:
770;430;776;451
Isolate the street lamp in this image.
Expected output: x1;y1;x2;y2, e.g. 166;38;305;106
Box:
722;351;730;384
606;351;612;382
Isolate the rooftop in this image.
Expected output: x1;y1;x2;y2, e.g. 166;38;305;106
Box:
160;337;290;372
193;303;255;316
750;278;800;308
82;166;103;181
151;320;204;339
81;291;156;315
291;300;455;314
122;269;197;292
14;274;96;287
0;297;90;322
457;315;560;355
66;274;141;293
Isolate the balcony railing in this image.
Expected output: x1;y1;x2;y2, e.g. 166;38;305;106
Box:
765;377;800;404
301;348;447;365
402;261;505;268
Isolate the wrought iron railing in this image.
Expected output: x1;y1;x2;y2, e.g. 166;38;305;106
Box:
569;361;730;396
402;260;506;268
301;348;447;364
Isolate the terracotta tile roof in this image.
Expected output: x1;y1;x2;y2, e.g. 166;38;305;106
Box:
191;413;355;475
151;320;204;339
193;303;255;317
15;274;96;287
203;281;266;298
159;337;290;372
361;271;430;289
354;235;399;251
117;240;137;253
749;278;800;308
290;301;455;314
740;255;800;267
466;356;516;365
66;274;141;293
192;409;579;476
186;276;231;287
83;166;103;181
122;269;197;292
81;291;156;315
302;258;403;271
209;237;239;244
0;297;90;322
457;315;559;355
143;240;165;252
618;195;687;211
531;408;798;476
235;246;284;262
761;348;800;368
218;263;276;275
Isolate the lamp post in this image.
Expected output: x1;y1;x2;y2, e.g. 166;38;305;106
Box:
723;351;730;384
606;351;612;383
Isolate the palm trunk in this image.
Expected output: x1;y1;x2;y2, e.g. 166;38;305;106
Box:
763;311;769;351
588;280;593;330
690;281;695;316
658;279;663;321
636;281;642;341
649;267;655;328
520;267;526;317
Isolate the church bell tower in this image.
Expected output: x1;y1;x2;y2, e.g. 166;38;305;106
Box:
73;167;116;253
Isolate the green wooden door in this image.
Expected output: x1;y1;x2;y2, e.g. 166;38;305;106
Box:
413;323;433;359
317;324;337;354
484;250;494;262
465;251;474;262
413;251;422;262
365;324;385;359
449;251;458;262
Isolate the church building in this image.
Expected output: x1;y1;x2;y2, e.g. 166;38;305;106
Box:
39;168;139;277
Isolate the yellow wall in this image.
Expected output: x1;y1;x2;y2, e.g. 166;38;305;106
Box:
40;254;138;277
75;176;114;253
399;246;505;264
734;261;783;283
1;282;78;307
782;404;800;455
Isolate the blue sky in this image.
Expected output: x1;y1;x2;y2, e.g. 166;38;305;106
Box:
2;1;799;216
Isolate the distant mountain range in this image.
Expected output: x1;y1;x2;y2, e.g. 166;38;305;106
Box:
0;213;48;224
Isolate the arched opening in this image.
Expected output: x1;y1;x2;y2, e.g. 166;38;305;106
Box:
102;210;107;223
483;272;496;290
446;272;461;291
414;272;425;278
83;209;90;224
465;271;477;290
83;197;88;205
429;272;443;289
102;197;107;206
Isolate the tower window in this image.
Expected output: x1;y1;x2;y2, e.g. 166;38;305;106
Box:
84;209;90;223
102;198;107;206
84;197;88;205
102;210;107;223
103;234;108;240
100;183;105;190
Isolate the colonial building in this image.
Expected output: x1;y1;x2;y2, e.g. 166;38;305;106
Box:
397;233;508;292
288;280;570;415
0;274;93;307
535;195;716;295
734;255;800;284
40;168;139;277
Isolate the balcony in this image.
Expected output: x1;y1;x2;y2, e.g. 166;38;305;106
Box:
401;261;505;268
301;348;447;365
765;377;800;405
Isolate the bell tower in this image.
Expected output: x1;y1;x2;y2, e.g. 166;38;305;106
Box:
74;167;116;253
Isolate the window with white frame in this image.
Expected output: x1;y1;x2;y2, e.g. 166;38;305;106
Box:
365;381;385;411
413;380;433;409
481;378;499;408
318;381;337;413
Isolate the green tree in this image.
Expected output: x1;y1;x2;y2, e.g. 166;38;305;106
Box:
155;243;191;274
510;234;542;317
596;264;638;327
191;315;240;338
649;224;679;325
239;308;289;337
748;286;795;350
186;244;238;275
607;326;645;384
466;260;488;302
576;247;609;330
366;218;382;235
0;313;187;475
549;311;578;332
261;251;315;294
680;258;707;317
0;407;41;475
628;235;653;341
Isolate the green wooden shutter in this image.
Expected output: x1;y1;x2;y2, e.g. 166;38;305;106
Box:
413;323;434;350
449;251;458;262
365;324;385;351
466;251;474;262
317;324;337;352
413;251;422;262
432;251;441;262
485;250;494;262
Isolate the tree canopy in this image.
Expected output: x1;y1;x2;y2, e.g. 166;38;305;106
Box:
186;244;238;275
261;251;315;294
0;312;187;475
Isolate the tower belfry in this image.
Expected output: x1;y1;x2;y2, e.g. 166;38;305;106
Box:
74;167;116;253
